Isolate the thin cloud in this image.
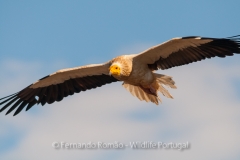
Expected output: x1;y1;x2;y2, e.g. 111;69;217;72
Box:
0;59;240;160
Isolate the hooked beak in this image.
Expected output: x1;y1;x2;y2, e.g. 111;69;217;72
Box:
109;65;120;76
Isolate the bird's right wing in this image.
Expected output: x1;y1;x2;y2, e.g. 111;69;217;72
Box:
0;62;118;116
133;35;240;70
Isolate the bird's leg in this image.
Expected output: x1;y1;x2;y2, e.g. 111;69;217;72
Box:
140;85;158;96
149;85;157;96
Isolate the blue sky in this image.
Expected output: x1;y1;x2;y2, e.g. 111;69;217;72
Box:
0;1;240;160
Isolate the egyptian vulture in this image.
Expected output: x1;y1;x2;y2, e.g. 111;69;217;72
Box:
1;35;240;116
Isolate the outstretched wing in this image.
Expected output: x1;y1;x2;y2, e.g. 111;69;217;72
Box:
133;35;240;70
0;62;118;116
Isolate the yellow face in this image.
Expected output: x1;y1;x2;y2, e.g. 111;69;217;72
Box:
109;64;121;76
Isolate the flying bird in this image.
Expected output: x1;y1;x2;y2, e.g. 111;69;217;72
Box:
1;35;240;116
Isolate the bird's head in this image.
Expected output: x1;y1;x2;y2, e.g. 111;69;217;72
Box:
109;63;121;76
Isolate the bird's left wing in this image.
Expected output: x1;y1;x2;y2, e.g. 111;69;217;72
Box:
133;35;240;70
0;62;118;116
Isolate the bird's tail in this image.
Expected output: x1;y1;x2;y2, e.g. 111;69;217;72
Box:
122;82;161;104
154;73;176;99
122;74;176;105
155;73;176;89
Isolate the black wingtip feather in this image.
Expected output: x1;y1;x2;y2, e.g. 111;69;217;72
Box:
13;101;28;116
26;100;37;111
5;99;22;115
226;35;240;39
0;92;18;101
0;97;19;113
0;95;17;105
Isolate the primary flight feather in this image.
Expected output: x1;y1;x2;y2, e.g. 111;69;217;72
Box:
1;35;240;116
